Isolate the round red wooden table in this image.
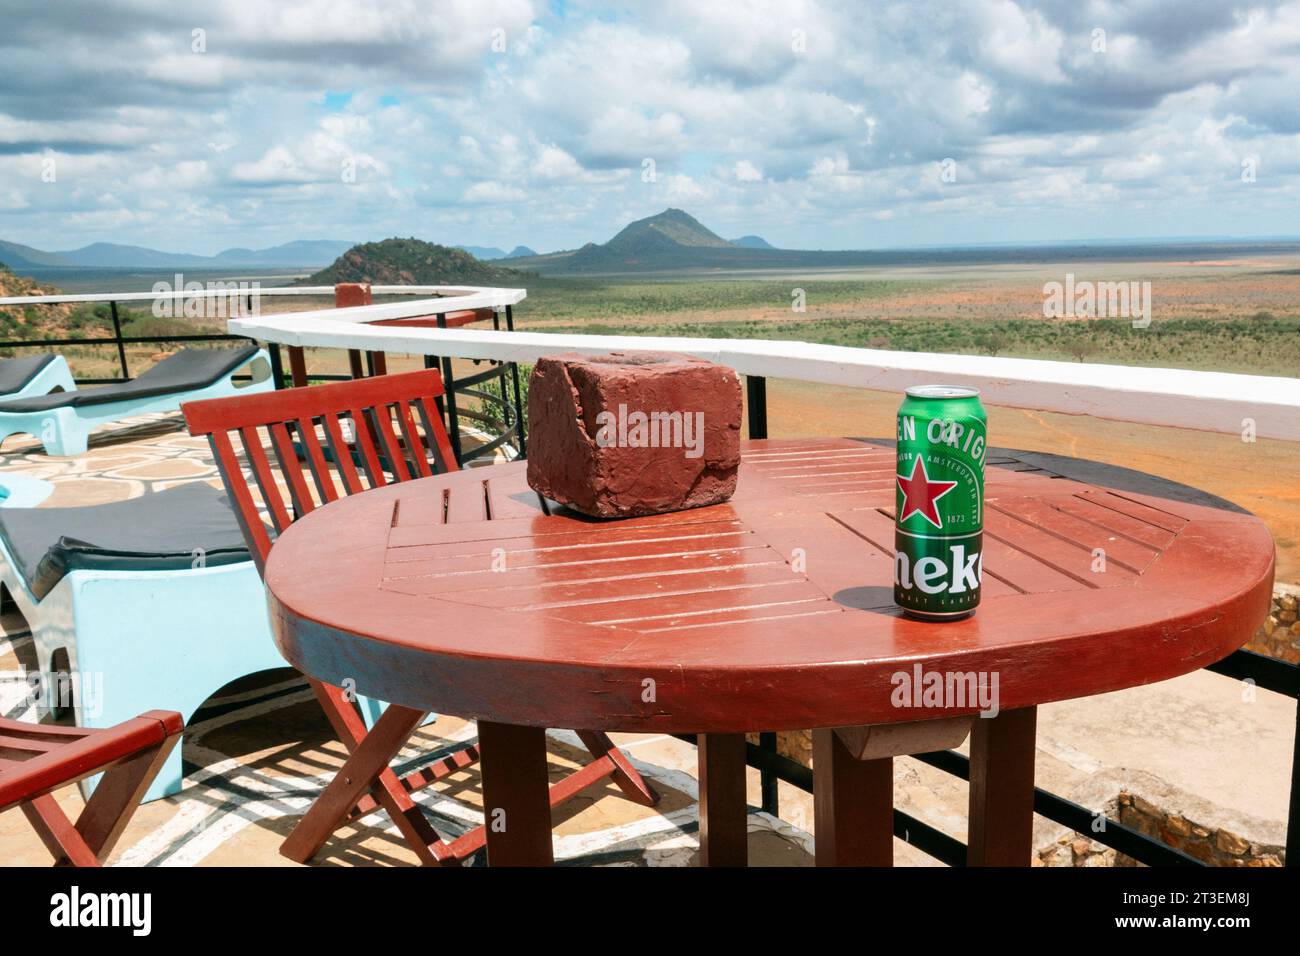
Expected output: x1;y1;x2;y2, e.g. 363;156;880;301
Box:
264;438;1275;866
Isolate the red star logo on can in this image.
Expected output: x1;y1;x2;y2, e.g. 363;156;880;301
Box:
896;456;959;529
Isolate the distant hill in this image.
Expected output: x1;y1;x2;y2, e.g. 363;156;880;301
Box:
512;209;1300;275
613;208;733;250
54;242;215;268
0;238;355;270
508;208;791;273
0;240;75;269
454;244;538;260
509;209;745;274
456;245;509;260
302;238;527;286
212;240;355;266
0;260;77;329
0;259;51;296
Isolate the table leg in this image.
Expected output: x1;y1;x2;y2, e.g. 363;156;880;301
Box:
478;721;554;866
812;728;893;866
286;346;308;388
967;706;1037;866
697;733;747;867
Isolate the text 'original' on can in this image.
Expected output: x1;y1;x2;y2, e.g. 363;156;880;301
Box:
894;385;987;620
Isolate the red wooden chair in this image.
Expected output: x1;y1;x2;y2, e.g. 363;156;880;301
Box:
0;710;182;866
182;369;656;865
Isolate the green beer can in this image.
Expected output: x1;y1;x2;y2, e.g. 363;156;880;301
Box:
894;385;987;620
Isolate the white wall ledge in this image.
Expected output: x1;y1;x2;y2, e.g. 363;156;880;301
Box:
4;282;1293;442
229;299;1300;443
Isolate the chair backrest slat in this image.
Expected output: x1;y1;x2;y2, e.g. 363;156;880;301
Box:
183;369;459;572
321;413;365;496
269;421;316;518
208;429;275;562
396;401;433;479
412;396;456;474
240;425;293;532
295;416;339;504
350;407;387;488
371;405;414;482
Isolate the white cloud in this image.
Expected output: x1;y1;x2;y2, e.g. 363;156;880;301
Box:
1;0;1299;251
141;53;230;89
534;145;586;180
532;144;623;184
230;147;318;185
977;0;1067;84
659;174;710;203
580;108;687;165
1101;153;1164;182
463;181;529;203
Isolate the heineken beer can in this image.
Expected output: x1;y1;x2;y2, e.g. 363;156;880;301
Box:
894;385;987;620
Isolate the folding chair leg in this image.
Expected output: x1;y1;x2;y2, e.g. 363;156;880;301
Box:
289;683;658;866
18;727;178;867
21;795;100;867
576;730;658;807
348;743;482;820
308;680;463;859
73;728;181;860
281;695;452;866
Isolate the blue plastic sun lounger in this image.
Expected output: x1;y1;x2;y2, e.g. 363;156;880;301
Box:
0;483;278;802
0;482;403;802
0;346;273;456
0;354;75;402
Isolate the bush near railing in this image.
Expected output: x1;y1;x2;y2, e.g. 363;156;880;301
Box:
0;303;226;355
475;361;531;445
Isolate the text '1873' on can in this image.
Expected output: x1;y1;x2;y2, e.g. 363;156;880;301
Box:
894;385;987;620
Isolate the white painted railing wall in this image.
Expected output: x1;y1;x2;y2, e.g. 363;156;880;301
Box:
2;285;1296;442
227;290;1300;443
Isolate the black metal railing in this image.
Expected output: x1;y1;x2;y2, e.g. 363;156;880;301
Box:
260;306;525;467
0;298;526;467
738;372;1299;868
421;305;526;466
0;293;270;384
0;328;258;385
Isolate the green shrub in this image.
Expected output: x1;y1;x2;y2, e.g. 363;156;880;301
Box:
474;362;532;445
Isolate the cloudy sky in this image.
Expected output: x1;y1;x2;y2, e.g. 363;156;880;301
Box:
2;0;1299;254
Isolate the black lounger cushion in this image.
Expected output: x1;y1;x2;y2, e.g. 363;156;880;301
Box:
0;345;259;413
0;354;58;396
0;483;253;601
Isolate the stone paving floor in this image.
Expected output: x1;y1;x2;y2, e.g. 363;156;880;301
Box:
0;412;1292;866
